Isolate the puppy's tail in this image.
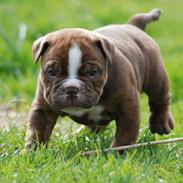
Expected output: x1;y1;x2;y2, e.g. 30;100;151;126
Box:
128;9;161;31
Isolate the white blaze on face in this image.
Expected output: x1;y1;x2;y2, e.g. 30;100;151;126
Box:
63;43;82;88
68;43;82;79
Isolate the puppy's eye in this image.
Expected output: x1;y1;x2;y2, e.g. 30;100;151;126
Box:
89;68;98;79
47;68;57;79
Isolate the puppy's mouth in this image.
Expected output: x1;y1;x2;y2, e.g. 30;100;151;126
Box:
62;94;85;108
65;93;78;106
49;92;94;112
46;79;101;111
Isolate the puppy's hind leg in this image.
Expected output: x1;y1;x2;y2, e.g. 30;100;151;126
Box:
128;9;161;31
148;91;174;135
146;58;174;135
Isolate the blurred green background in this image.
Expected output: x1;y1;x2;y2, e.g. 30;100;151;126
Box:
0;0;183;104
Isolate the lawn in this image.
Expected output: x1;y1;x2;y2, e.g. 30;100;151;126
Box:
0;0;183;182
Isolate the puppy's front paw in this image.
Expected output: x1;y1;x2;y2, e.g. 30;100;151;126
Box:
149;111;174;135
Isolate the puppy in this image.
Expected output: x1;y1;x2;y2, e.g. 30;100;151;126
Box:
25;9;174;149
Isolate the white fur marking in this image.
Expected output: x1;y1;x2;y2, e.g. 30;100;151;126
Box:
61;108;89;116
88;106;104;122
62;79;81;88
68;43;82;79
61;105;105;122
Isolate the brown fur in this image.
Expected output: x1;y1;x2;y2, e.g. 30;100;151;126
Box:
25;9;174;150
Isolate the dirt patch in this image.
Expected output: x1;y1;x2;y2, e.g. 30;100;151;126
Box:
0;100;29;131
0;101;80;134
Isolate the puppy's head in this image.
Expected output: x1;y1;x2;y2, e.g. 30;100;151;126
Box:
33;29;114;112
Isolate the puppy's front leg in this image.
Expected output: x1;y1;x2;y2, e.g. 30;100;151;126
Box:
111;91;140;148
25;105;58;149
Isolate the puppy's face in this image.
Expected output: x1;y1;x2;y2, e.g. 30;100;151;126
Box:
33;29;114;112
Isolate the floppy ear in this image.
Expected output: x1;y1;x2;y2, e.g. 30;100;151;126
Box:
94;36;114;64
32;36;49;63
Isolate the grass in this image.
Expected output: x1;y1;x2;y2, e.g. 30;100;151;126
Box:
0;0;183;182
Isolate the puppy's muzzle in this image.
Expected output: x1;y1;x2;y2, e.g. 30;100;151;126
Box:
65;86;79;101
49;78;96;110
61;79;84;107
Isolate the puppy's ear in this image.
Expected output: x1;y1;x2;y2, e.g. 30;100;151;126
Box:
94;36;114;64
32;36;49;63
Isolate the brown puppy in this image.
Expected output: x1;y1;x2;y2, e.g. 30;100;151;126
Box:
25;9;174;149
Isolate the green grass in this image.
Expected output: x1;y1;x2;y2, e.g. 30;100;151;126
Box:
0;0;183;182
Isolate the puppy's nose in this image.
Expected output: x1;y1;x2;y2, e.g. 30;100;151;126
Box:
65;87;79;96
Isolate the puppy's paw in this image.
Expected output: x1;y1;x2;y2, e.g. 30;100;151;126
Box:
149;111;174;135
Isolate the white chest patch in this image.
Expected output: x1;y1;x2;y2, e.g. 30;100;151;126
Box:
88;105;104;122
68;43;82;79
61;105;105;122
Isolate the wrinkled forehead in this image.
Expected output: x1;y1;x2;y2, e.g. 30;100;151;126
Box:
43;33;105;64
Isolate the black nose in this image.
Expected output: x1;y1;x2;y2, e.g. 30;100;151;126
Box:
65;87;79;97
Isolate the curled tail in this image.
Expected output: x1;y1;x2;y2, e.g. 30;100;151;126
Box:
128;9;161;31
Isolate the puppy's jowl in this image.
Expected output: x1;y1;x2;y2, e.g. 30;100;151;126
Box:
25;9;174;149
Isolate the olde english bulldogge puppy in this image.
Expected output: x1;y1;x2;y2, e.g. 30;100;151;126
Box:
25;9;174;150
